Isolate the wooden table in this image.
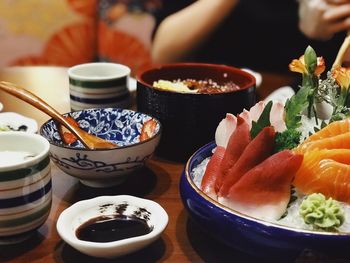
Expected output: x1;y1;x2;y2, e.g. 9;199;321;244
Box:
0;66;297;263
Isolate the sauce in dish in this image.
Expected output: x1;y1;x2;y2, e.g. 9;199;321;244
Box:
0;151;35;167
76;215;152;243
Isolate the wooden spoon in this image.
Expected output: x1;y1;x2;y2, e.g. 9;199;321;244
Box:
0;81;117;149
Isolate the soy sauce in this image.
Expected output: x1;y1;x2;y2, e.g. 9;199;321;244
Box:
76;215;151;243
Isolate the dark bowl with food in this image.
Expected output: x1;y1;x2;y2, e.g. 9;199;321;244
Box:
136;63;256;161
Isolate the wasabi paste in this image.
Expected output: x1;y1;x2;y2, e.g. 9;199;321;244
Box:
299;193;344;229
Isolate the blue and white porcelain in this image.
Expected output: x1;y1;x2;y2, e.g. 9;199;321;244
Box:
40;108;161;188
57;195;168;258
179;142;350;260
0;132;51;244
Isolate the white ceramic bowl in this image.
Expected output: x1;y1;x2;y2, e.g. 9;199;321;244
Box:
0;132;51;244
40;108;161;188
57;195;168;258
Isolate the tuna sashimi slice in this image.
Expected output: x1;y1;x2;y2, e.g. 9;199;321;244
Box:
221;150;303;221
200;113;237;200
200;146;226;200
215;116;250;192
218;126;276;199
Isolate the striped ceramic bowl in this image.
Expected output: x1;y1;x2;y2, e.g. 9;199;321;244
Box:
68;63;131;111
0;132;51;244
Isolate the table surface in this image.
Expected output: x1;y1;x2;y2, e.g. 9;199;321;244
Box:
0;66;301;263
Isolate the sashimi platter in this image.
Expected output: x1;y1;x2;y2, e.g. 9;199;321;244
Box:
180;42;350;257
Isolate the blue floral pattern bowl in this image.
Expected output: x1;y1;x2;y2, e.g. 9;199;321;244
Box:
40;108;161;188
179;142;350;261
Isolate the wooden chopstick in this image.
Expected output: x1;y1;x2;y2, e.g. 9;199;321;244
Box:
332;34;350;69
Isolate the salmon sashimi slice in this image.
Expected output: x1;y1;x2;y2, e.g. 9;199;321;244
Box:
215;116;250;192
293;149;350;203
295;131;350;154
221;150;303;221
303;118;350;144
200;114;237;200
218;126;276;200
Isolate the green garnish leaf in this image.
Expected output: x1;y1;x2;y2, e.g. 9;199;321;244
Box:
250;101;273;138
330;105;350;123
284;86;312;129
274;128;301;152
304;46;317;74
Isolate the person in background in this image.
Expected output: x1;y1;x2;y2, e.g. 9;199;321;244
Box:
299;0;350;41
151;0;348;74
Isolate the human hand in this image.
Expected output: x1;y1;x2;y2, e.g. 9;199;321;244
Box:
326;0;350;4
299;0;350;40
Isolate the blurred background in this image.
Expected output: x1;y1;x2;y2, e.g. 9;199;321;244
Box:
0;0;161;76
0;0;347;81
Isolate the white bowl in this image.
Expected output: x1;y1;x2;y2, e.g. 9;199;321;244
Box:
56;195;168;259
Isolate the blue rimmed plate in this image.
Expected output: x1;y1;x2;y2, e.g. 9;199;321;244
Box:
179;142;350;261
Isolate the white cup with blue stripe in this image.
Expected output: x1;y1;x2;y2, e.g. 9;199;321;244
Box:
0;132;51;244
68;63;131;111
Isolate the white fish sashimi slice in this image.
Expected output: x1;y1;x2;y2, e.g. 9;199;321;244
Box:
239;100;287;132
215;113;237;148
238;109;251;127
238;101;266;130
247;101;266;123
270;101;287;132
214;100;287;149
220;198;289;221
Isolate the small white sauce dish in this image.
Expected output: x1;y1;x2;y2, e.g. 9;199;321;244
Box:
0;112;38;133
56;195;168;259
